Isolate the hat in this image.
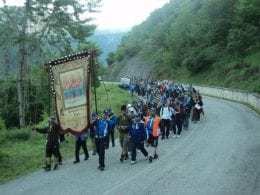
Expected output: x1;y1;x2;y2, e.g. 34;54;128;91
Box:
107;108;112;114
48;116;57;124
91;112;97;116
129;107;134;112
48;116;56;123
121;105;127;111
127;104;132;108
103;110;109;114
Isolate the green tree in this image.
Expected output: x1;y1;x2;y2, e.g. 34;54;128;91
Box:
228;0;260;55
106;52;116;66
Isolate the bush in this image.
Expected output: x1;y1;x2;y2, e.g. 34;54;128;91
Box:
4;128;31;142
186;51;214;74
0;131;6;145
0;117;7;145
0;117;6;131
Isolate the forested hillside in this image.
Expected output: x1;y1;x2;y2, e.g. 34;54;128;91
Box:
106;0;260;93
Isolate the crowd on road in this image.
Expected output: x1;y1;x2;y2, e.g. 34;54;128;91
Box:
34;78;205;172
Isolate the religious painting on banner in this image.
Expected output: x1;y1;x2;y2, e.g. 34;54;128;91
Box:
60;68;86;109
47;51;92;134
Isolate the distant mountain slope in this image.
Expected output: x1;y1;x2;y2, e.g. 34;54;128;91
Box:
105;55;155;82
90;30;127;65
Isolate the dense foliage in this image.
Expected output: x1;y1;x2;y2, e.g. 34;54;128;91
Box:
107;0;260;92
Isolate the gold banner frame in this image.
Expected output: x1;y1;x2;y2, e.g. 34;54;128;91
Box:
45;51;93;135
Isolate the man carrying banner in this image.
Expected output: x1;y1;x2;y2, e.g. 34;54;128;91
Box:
33;117;61;171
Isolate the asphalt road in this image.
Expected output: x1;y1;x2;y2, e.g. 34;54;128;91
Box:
0;96;259;195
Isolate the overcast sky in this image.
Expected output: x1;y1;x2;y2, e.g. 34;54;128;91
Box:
92;0;169;30
0;0;169;30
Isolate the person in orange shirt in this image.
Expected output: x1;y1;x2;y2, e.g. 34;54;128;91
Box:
145;107;161;159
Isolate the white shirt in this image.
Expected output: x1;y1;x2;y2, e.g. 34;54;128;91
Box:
160;106;174;120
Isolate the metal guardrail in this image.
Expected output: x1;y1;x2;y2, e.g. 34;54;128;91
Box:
193;84;260;113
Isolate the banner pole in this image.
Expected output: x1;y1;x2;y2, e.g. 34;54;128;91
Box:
91;50;98;114
47;66;51;118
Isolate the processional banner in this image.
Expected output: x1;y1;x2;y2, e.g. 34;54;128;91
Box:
46;51;92;134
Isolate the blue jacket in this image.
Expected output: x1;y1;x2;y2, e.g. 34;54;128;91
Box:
95;119;114;138
130;120;147;142
145;117;153;135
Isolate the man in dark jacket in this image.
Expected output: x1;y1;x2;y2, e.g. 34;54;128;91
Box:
73;131;89;163
107;108;117;148
129;113;153;165
117;105;131;162
34;117;61;171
